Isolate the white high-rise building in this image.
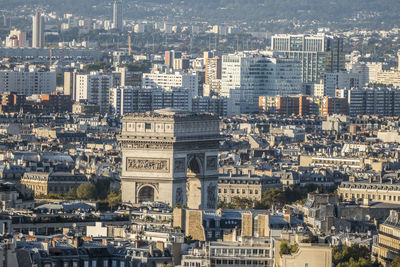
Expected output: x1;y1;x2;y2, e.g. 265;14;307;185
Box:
350;62;383;86
75;72;113;114
32;11;44;48
321;72;360;97
0;67;56;95
134;24;146;33
112;1;123;30
142;71;198;108
5;30;27;48
110;86;152;115
221;52;301;115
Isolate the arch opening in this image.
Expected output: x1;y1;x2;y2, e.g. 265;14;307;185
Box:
138;186;155;203
188;157;201;174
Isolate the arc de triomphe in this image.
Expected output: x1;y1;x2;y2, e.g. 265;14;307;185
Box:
118;109;220;210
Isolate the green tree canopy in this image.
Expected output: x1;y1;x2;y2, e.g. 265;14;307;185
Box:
76;183;97;200
333;245;373;267
95;179;110;200
391;257;400;267
65;187;77;200
107;190;121;210
121;61;151;72
82;62;111;72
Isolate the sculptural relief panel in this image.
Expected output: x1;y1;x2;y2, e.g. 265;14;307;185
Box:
126;157;170;172
174;158;186;173
206;156;218;171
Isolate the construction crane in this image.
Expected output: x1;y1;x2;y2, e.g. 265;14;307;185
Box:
49;45;57;67
49;46;53;67
128;31;133;56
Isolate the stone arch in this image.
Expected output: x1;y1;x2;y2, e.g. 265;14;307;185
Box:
137;185;156;203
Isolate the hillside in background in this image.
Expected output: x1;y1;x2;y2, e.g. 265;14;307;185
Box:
1;0;399;30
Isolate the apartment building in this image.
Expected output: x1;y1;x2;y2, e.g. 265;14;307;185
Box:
221;52;301;115
75;72;113;114
271;34;345;83
110;86;191;115
218;173;281;202
0;67;56;95
375;210;400;266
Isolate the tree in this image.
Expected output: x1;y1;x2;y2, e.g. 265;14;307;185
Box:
337;257;372;267
333;245;373;267
65;187;77;200
232;196;253;210
76;183;97;200
279;242;291;255
107;190;121;210
391;257;400;267
95;179;110;200
121;61;151;72
218;201;235;209
82;62;111;72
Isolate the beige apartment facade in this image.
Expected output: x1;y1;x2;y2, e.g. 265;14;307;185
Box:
218;174;281;202
338;181;400;204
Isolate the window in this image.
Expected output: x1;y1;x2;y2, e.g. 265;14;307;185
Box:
145;123;151;130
